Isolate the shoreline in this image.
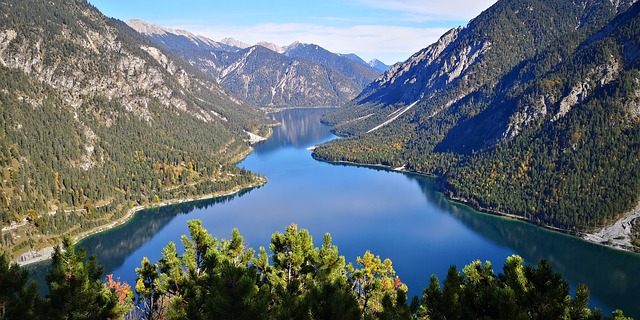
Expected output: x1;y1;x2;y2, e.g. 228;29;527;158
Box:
14;178;266;267
582;202;640;252
261;105;339;114
312;156;639;253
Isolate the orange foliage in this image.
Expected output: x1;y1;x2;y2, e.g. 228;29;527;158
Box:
105;274;132;304
394;276;402;290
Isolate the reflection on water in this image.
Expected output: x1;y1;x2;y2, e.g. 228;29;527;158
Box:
256;108;336;153
408;175;640;317
27;189;257;294
78;189;256;272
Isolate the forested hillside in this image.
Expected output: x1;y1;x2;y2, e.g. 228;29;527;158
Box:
314;0;640;248
0;0;272;257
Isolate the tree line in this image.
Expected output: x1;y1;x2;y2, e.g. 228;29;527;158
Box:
0;221;632;319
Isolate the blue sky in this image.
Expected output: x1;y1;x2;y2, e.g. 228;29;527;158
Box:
88;0;497;64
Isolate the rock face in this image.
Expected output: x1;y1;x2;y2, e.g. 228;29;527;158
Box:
355;27;491;106
127;19;382;108
282;42;379;89
200;45;365;107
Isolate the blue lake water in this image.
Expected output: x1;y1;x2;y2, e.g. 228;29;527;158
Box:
49;108;640;317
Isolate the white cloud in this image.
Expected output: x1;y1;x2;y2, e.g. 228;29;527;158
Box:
162;0;498;64
170;22;450;64
359;0;498;21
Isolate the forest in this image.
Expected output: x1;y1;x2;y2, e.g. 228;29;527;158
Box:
0;221;633;319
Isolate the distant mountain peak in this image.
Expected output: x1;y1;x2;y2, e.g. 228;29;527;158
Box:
126;19;244;53
127;21;381;107
256;41;286;53
128;19;203;40
288;41;302;48
127;19;218;49
367;58;392;73
339;53;368;65
221;37;251;49
126;19;167;36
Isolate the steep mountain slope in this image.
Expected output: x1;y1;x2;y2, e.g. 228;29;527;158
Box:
283;42;380;88
315;0;640;247
197;45;365;107
0;0;271;256
127;20;381;108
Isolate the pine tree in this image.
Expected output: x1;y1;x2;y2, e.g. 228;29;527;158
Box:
0;254;39;319
44;237;127;319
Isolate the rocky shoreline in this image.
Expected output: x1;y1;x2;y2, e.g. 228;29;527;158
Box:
582;202;640;252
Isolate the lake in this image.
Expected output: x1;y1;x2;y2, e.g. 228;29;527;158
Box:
42;108;640;317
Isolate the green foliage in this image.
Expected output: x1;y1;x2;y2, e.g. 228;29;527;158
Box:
418;254;633;320
131;221;404;319
130;222;633;320
1;238;132;320
269;224;317;288
43;237;130;319
0;254;39;319
348;250;407;316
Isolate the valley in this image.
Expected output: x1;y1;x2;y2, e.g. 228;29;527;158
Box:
1;0;640;318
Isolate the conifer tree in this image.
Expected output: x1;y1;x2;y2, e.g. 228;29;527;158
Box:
0;254;39;319
45;237;128;319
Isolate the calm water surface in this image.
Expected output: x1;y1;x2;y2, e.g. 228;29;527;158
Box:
67;108;640;316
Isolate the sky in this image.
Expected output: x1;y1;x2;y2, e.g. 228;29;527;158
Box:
88;0;497;65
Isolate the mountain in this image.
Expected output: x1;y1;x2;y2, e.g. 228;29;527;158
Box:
339;53;369;66
126;19;242;53
197;45;364;107
221;37;251;50
339;53;392;73
314;0;640;248
283;42;380;88
0;0;272;257
256;41;286;53
127;20;381;108
368;59;392;73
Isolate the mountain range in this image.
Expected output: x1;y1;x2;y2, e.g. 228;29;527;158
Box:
314;0;640;250
0;0;272;256
126;19;389;108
